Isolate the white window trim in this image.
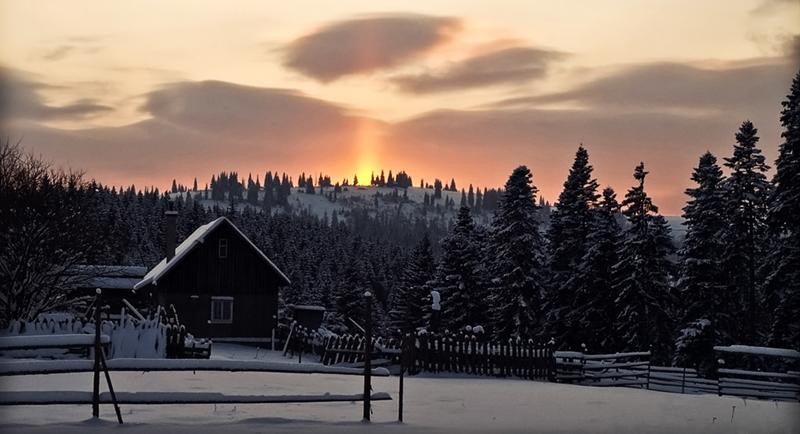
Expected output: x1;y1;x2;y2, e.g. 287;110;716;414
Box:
218;238;228;258
210;296;234;324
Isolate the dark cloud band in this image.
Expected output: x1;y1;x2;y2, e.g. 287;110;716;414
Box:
282;14;460;82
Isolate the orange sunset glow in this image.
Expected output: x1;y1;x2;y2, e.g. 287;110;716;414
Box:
1;0;799;213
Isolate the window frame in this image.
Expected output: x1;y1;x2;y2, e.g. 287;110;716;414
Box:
210;296;234;324
218;238;228;258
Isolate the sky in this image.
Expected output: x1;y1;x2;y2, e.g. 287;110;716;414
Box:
1;0;798;214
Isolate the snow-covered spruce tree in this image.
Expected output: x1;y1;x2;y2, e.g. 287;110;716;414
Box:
487;166;546;339
563;187;623;352
720;120;771;344
673;319;716;376
765;70;800;349
678;152;731;343
544;145;600;348
334;240;374;329
612;163;676;363
389;234;435;334
432;207;487;332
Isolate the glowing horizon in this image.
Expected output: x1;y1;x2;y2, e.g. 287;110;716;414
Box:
1;0;798;214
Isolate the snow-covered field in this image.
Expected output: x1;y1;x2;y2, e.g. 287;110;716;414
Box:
1;344;796;433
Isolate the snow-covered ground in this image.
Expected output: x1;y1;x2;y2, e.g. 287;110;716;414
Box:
1;344;797;433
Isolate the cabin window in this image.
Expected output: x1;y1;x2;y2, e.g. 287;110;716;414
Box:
210;296;233;323
218;238;228;258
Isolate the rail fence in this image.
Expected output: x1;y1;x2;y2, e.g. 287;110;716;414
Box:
321;332;553;380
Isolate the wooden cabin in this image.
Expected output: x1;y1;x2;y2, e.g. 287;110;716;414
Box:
134;213;290;341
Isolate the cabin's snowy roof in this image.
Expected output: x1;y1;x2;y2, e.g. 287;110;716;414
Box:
133;217;289;290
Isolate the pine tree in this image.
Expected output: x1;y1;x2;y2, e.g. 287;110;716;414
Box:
765;70;800;348
389;235;435;333
432;207;487;331
562;187;623;352
544;145;599;347
612;163;675;362
487;166;546;339
335;256;369;322
678;152;730;342
246;173;259;205
720;121;770;344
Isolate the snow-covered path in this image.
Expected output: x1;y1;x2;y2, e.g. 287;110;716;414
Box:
1;345;797;433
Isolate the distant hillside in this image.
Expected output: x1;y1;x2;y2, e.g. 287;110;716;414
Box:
170;185;685;242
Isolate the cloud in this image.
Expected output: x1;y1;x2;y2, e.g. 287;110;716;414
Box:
282;14;460;82
391;46;567;93
0;67;113;121
491;60;796;115
42;45;77;61
5;56;796;214
783;34;800;65
5;80;382;189
751;0;799;16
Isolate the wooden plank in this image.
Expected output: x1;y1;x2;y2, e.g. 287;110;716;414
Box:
719;382;800;392
0;359;391;377
583;361;650;369
718;369;800;380
0;334;110;350
719;388;798;400
589;380;648;387
584;371;647;380
0;391;392;406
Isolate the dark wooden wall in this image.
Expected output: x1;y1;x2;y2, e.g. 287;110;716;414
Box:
144;222;283;338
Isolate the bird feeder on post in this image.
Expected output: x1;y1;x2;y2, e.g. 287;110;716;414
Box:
362;290;372;422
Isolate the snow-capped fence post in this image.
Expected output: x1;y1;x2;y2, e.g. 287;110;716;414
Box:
362;291;373;422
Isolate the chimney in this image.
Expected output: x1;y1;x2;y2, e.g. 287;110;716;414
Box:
165;207;178;262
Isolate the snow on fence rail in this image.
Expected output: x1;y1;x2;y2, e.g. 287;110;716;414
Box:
0;391;392;406
0;333;110;350
714;345;800;402
0;358;391;377
554;351;651;388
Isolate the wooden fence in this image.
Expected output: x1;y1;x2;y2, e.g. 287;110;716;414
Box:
555;351;651;388
714;345;800;402
321;332;553;380
0;292;393;424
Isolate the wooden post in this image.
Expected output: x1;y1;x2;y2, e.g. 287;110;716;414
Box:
362;291;372;422
398;334;405;423
681;366;687;394
92;289;101;418
99;350;123;424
